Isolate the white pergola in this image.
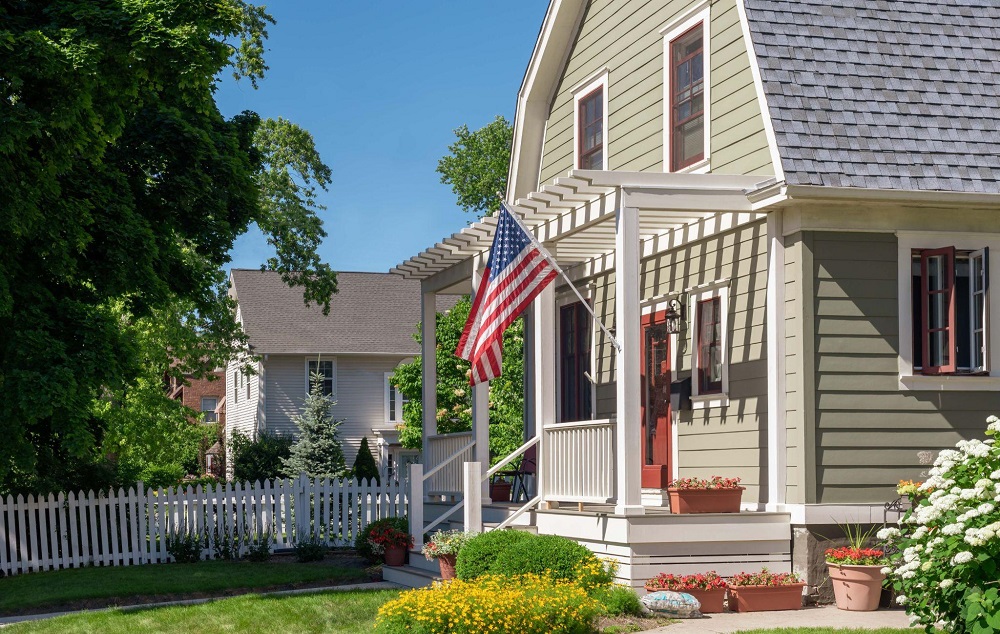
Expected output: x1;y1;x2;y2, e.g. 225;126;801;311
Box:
394;170;772;517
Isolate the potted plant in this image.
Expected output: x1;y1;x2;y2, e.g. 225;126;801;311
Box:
421;530;474;580
644;571;728;613
490;476;512;502
367;523;413;567
726;569;804;612
667;476;744;514
896;479;931;505
825;523;888;611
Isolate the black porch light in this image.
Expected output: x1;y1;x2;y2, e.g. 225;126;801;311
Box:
664;298;684;334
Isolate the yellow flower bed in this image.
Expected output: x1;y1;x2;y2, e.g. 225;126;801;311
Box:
374;573;600;634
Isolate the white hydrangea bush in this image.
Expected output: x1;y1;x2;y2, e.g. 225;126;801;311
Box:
880;416;1000;633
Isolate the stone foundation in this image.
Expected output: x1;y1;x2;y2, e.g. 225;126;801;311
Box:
791;523;881;604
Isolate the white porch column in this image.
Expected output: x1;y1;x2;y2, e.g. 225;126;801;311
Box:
420;286;437;457
615;203;645;516
471;253;491;502
765;209;787;510
533;282;556;505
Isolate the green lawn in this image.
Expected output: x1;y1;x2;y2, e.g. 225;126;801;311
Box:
0;559;370;615
3;589;400;634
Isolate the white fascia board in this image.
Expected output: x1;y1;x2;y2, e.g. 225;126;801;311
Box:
735;0;785;181
784;184;1000;207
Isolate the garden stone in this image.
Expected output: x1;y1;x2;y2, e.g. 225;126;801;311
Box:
641;591;702;618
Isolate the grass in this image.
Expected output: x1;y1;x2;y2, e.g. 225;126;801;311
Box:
3;589;400;634
0;559;370;615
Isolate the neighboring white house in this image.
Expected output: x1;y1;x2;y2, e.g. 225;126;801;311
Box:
226;269;448;481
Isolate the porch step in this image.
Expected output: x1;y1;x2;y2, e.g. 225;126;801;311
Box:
382;564;437;589
406;549;439;574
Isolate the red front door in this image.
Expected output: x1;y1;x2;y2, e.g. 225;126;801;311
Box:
641;311;672;489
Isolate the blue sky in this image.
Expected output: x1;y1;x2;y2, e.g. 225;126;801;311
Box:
216;2;549;273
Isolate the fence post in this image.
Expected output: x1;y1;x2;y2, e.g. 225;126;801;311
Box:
463;462;482;534
409;463;423;551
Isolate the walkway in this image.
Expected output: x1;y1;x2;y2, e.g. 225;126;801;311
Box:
652;605;912;633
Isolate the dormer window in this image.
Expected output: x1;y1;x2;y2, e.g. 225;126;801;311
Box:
573;70;609;170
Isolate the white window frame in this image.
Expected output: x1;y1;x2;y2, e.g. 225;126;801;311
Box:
305;358;337;398
555;287;598;422
201;396;218;423
897;231;1000;391
572;68;610;171
661;1;711;174
688;279;730;408
384;372;406;424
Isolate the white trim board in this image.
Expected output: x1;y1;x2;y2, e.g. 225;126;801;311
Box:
662;2;711;174
572;69;610;171
735;0;784;180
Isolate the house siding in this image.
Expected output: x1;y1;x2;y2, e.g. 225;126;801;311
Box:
809;231;999;504
226;358;261;440
538;0;773;187
581;218;769;504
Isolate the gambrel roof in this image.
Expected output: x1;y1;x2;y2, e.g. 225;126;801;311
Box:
744;0;1000;193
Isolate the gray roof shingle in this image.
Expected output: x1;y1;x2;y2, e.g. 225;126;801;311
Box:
231;270;456;355
744;0;1000;193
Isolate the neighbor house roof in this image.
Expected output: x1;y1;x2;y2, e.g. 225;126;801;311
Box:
230;270;457;355
744;0;1000;193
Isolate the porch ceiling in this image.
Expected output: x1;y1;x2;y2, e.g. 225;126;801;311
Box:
391;171;773;281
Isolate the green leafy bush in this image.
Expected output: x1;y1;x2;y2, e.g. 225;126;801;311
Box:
294;533;327;562
246;532;273;562
166;526;203;564
883;416;1000;634
229;430;293;483
355;517;409;563
454;529;535;580
352;437;381;485
493;534;611;589
140;464;186;490
375;573;599;634
593;585;643;617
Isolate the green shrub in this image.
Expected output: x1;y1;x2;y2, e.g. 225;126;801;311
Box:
294;533;327;562
493;534;610;588
594;585;643;617
166;526;203;563
375;574;600;634
352;437;380;485
229;430;293;483
356;517;409;563
246;532;273;562
140;464;186;490
454;529;535;580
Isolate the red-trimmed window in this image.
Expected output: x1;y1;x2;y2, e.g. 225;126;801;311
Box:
697;297;722;393
912;247;989;375
578;87;603;170
670;24;705;171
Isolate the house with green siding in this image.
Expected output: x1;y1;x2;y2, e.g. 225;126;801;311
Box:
386;0;1000;596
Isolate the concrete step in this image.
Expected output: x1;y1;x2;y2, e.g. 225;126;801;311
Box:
406;550;439;574
382;564;437;589
484;522;538;534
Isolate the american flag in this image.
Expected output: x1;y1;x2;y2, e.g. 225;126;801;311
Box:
456;204;558;385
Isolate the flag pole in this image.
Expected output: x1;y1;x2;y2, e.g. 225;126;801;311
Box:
500;200;623;353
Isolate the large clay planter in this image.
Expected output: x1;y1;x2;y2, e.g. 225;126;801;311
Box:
383;544;406;567
727;583;805;612
437;554;457;580
490;481;512;502
828;564;886;611
668;487;745;514
683;588;727;613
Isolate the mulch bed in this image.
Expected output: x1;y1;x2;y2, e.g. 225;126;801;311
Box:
596;614;675;632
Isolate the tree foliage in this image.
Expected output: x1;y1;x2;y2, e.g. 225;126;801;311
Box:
0;1;337;492
436;115;513;216
229;430;293;484
390;298;524;463
282;372;347;480
352;437;381;485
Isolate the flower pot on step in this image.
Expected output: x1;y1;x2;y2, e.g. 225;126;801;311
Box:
437;553;457;580
668;487;744;514
727;583;805;612
490;481;512;502
828;564;886;611
384;544;406;567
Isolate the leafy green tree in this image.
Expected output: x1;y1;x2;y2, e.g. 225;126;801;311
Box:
282;372;347;479
351;437;381;485
391;298;524;463
0;1;337;493
229;430;293;484
436;115;513;216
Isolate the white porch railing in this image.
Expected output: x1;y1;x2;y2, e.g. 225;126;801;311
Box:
541;418;616;504
424;432;474;496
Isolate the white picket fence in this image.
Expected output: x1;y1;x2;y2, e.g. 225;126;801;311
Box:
0;475;406;576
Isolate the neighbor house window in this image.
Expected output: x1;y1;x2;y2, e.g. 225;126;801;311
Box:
670;24;705;171
911;247;989;375
689;281;729;406
201;397;218;423
573;71;609;170
307;360;335;397
559;301;593;422
385;372;406;423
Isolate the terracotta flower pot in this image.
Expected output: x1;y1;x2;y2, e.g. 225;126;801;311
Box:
384;544;406;567
668;487;744;514
727;583;805;612
683;587;726;613
828;564;885;611
490;481;512;502
437;554;457;580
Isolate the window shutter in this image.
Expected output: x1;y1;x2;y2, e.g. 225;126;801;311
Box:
920;246;957;375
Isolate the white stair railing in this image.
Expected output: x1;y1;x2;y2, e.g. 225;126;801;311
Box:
464;435;541;533
409;432;475;550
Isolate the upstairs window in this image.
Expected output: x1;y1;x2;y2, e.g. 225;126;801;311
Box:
912;247;989;375
201;397;218;423
307;359;335;397
669;24;705;171
578;88;603;170
385;372;407;423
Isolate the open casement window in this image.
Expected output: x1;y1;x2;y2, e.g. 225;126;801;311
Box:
577;87;604;170
669;23;705;171
696;297;723;393
913;247;989;375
